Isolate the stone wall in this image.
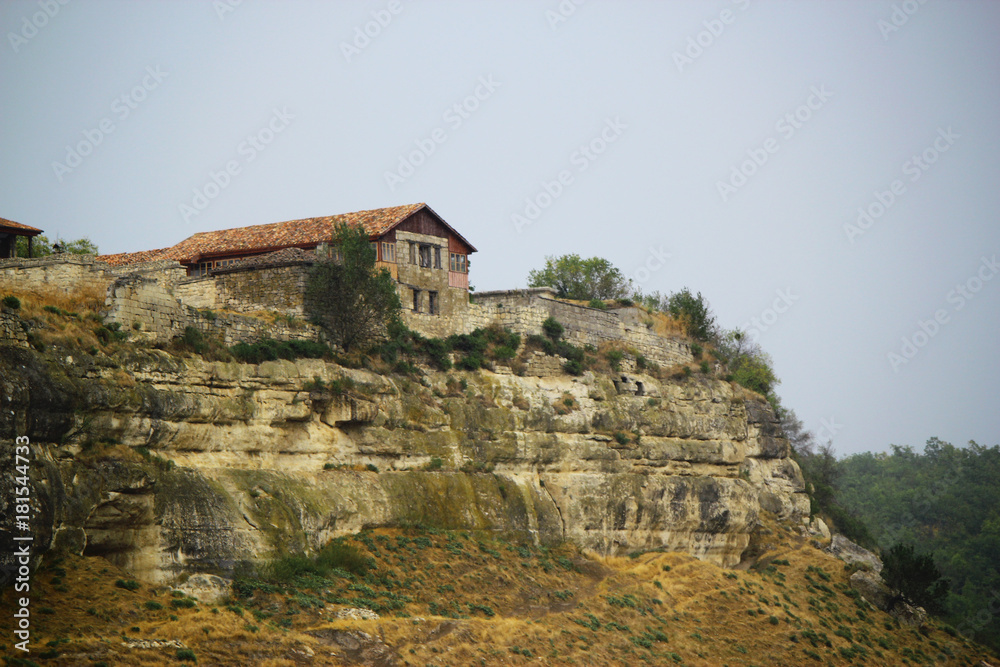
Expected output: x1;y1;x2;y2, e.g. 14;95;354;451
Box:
214;264;310;316
466;288;692;368
0;255;187;294
0;255;111;292
0;311;28;348
105;274;322;346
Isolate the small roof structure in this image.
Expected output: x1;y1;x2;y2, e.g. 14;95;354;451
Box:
0;217;44;259
0;217;43;236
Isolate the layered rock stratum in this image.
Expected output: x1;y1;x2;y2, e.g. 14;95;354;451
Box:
0;346;808;583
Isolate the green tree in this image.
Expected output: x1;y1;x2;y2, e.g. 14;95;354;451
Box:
527;254;631;301
665;288;716;341
714;329;779;396
305;224;401;352
16;234;98;257
881;543;950;614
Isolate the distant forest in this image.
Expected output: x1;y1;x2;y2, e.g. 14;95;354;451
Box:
793;431;1000;650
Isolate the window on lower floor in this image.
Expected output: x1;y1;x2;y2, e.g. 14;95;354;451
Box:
428;291;438;315
412;289;421;312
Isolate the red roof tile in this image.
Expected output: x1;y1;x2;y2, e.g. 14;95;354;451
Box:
0;217;43;235
98;203;476;267
97;248;174;267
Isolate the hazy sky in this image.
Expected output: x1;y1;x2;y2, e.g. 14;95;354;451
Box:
2;1;998;456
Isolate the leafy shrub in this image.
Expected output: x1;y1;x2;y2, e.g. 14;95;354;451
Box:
690;342;703;358
94;322;128;345
115;579;140;591
176;647;197;662
588;298;608;310
542;317;564;341
455;352;484;371
563;360;583;376
2;295;20;309
606;349;624;371
613;432;630;446
317;539;372;576
700;361;710;374
144;600;164;610
492;344;516;361
425;457;444;471
230;338;331;364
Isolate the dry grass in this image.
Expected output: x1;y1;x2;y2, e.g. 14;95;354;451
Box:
0;281;109;351
3;521;995;666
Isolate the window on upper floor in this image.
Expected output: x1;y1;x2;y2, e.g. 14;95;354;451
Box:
381;242;396;263
418;244;433;268
450;253;467;273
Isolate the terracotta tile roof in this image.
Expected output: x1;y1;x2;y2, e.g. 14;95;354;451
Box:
165;203;427;263
0;217;43;235
98;203;476;267
97;248;174;267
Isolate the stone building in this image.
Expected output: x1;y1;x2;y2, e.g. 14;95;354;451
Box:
98;203;476;331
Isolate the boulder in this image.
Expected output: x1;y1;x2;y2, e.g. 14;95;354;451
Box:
849;570;892;610
826;534;882;573
176;573;231;604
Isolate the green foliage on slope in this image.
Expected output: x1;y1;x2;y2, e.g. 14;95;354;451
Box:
835;438;1000;649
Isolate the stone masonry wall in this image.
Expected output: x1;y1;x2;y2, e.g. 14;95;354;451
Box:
0;255;186;294
466;288;692;368
1;256;692;365
0;311;29;348
214;264;309;316
105;274;322;346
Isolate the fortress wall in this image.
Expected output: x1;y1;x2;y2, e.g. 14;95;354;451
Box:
3;257;690;365
106;273;321;346
214;264;311;316
468;289;692;368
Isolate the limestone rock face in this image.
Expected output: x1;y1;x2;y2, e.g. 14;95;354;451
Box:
0;348;809;582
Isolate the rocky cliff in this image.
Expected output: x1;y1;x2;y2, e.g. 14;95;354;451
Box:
0;345;808;583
